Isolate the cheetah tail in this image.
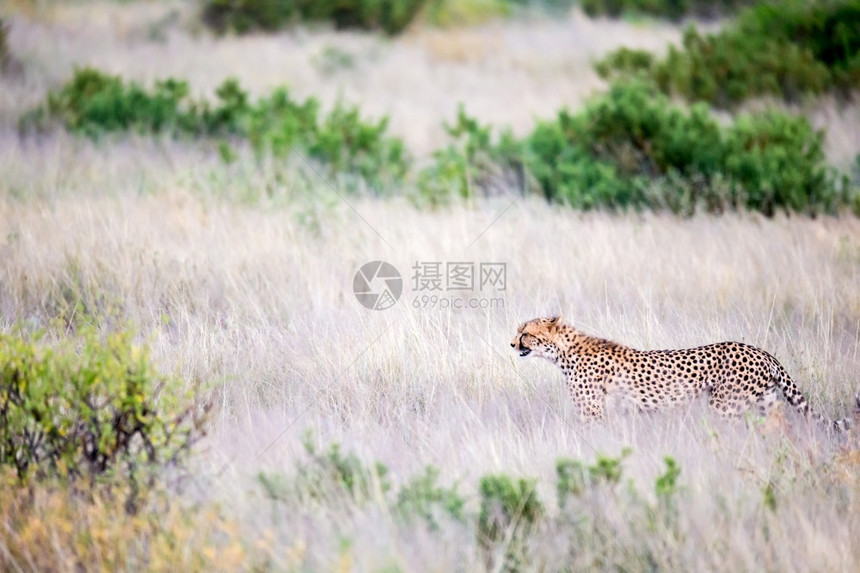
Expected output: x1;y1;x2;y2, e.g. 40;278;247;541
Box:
828;394;860;432
827;394;860;432
773;363;851;432
845;394;860;431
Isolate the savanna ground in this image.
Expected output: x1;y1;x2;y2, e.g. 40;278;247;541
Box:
1;1;860;571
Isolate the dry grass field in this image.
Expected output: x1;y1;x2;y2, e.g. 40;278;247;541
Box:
1;1;859;571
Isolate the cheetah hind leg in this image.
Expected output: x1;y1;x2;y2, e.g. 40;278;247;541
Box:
756;386;789;434
706;385;775;422
706;377;752;419
755;385;780;417
709;386;787;433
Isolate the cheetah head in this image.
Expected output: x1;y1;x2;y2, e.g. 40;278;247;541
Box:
511;316;564;361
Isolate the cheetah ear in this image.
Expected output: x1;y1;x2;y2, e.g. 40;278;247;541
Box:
549;315;563;326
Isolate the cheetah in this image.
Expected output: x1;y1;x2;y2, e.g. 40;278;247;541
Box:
511;316;853;431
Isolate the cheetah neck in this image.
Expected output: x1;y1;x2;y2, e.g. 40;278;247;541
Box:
553;326;626;366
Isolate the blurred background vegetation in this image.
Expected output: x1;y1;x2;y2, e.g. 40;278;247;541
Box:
8;0;860;214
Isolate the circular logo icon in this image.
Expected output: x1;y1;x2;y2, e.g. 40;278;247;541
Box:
353;261;402;310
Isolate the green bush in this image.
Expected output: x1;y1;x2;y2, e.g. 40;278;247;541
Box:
596;0;860;106
657;25;832;107
580;0;757;20
201;0;295;33
416;107;529;204
478;474;543;570
395;465;465;529
201;0;429;35
295;438;390;504
0;327;207;493
723;110;838;215
424;82;850;214
523;81;848;214
556;449;632;509
738;0;860;94
654;456;681;498
0;17;10;72
308;102;409;187
593;47;656;80
24;69;196;136
422;0;576;28
527;115;631;208
415;106;549;206
423;0;515;27
21;68;409;191
586;448;631;485
555;458;587;508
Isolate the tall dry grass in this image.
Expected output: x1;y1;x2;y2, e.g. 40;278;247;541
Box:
0;1;859;571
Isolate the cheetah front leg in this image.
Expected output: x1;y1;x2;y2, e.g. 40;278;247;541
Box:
566;377;606;422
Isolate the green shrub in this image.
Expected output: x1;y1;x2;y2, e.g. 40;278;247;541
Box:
596;0;860;107
24;69;195;137
201;0;429;36
423;0;514;27
525;82;714;210
422;82;849;214
308;102;409;187
556;450;631;509
416;107;532;205
654;456;681;498
723;110;841;215
738;0;860;94
201;0;296;34
555;458;587;508
295;438;390;504
594;47;656;80
0;17;10;72
395;465;465;529
417;146;475;205
527;116;631;208
577;81;725;178
21;68;409;191
762;480;778;510
580;0;757;20
586;448;631;485
658;25;832;107
478;474;543;570
522;81;848;214
420;82;850;214
256;469;291;502
0;327;207;495
422;0;576;27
